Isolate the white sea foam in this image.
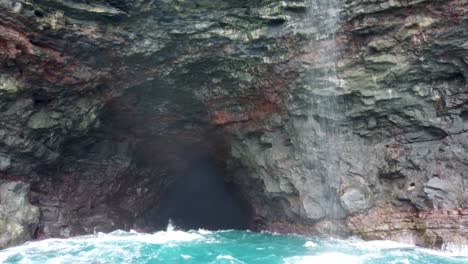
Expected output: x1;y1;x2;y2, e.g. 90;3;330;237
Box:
441;243;468;257
181;254;192;259
390;259;410;264
215;254;245;263
198;229;213;235
304;241;317;248
349;238;468;258
349;239;414;250
0;229;205;263
2;231;467;263
217;255;235;260
414;244;468;258
70;229;205;245
348;237;468;258
167;219;176;232
284;253;361;264
0;238;84;263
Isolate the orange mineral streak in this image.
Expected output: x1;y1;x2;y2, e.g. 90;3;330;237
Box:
210;100;281;126
0;23;103;86
211;111;233;125
209;81;288;127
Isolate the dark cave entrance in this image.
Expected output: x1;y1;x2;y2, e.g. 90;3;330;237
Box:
95;80;252;232
154;158;250;231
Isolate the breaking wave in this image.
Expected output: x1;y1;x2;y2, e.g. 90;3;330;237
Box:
1;228;467;264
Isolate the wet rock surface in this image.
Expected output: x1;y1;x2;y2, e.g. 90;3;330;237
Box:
0;180;39;248
347;207;468;249
0;0;467;249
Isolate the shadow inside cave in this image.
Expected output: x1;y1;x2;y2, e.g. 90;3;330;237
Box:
154;158;249;231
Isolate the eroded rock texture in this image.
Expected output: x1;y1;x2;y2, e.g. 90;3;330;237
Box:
0;180;39;248
0;0;467;249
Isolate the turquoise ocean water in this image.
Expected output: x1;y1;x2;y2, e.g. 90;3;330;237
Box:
1;228;467;264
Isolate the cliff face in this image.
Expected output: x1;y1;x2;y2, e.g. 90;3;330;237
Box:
0;0;467;249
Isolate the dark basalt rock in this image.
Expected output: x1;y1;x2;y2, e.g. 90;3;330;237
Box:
0;180;39;248
0;0;467;249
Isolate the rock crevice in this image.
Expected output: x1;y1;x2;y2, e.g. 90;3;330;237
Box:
0;0;467;249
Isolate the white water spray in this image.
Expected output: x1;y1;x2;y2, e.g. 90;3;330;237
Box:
299;0;348;226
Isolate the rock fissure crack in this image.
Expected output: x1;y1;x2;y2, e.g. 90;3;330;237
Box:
0;0;467;249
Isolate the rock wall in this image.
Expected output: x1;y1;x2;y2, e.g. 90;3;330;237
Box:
227;0;468;247
0;0;467;249
0;180;39;248
228;0;468;246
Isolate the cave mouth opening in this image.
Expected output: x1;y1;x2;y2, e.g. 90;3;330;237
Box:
152;157;251;231
98;81;253;233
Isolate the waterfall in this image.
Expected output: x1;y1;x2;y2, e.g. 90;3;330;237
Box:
300;0;347;227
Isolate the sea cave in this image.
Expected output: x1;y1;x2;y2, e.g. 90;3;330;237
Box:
0;0;467;260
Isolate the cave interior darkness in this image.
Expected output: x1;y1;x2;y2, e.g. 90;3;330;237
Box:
24;67;256;238
98;80;252;232
154;157;250;231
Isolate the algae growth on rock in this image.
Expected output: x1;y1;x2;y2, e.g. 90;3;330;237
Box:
0;0;467;251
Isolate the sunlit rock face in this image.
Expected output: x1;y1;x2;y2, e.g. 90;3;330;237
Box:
0;0;467;249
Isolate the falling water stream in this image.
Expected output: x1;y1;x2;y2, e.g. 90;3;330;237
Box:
299;0;349;224
1;1;467;264
308;0;345;221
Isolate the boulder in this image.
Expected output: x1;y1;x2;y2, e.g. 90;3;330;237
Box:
0;180;40;249
340;185;374;214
